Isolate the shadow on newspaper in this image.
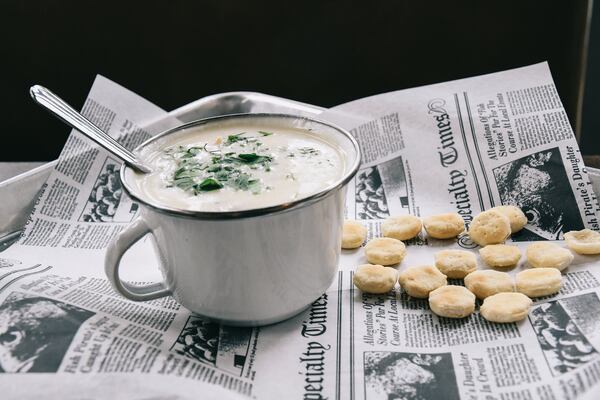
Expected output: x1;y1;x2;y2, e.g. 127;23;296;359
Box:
170;314;254;377
0;292;94;373
530;292;600;376
363;351;460;400
493;147;584;241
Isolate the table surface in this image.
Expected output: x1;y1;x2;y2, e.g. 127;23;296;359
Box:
0;162;45;182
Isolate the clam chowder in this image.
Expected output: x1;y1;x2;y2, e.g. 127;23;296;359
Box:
134;124;346;212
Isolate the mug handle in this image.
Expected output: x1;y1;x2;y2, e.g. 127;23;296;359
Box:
104;217;171;301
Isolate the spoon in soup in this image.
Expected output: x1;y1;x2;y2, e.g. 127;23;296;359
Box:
29;85;152;173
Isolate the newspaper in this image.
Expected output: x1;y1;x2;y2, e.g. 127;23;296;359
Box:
2;62;600;399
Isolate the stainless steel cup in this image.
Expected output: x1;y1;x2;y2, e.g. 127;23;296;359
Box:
104;114;360;326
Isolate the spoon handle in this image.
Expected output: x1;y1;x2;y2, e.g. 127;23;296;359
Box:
29;85;151;173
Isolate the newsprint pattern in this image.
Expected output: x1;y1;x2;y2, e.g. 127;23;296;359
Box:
2;63;600;399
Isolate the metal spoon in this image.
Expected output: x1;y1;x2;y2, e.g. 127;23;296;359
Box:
29;85;152;173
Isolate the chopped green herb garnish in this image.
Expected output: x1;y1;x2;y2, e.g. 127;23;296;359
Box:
298;147;320;156
214;170;230;181
181;146;203;158
230;173;260;193
173;177;196;191
237;153;260;162
237;153;272;164
225;132;247;145
258;131;274;136
167;137;274;195
197;178;223;191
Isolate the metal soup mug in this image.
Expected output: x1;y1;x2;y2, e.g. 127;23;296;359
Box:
104;114;360;326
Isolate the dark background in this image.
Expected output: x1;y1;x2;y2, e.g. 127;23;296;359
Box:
583;0;600;155
2;1;598;161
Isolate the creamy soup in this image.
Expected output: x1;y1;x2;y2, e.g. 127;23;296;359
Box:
133;124;346;212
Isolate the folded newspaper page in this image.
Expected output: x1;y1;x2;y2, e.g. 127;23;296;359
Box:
2;62;600;400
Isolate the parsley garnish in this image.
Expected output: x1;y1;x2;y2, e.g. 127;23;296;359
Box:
197;178;223;191
225;132;247;145
230;173;261;193
166;132;275;196
236;153;272;164
181;146;203;158
298;147;320;156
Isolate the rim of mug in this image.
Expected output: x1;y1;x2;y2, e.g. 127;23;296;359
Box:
120;113;361;220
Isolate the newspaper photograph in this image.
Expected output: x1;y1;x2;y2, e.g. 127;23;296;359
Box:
2;62;600;399
321;63;598;244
